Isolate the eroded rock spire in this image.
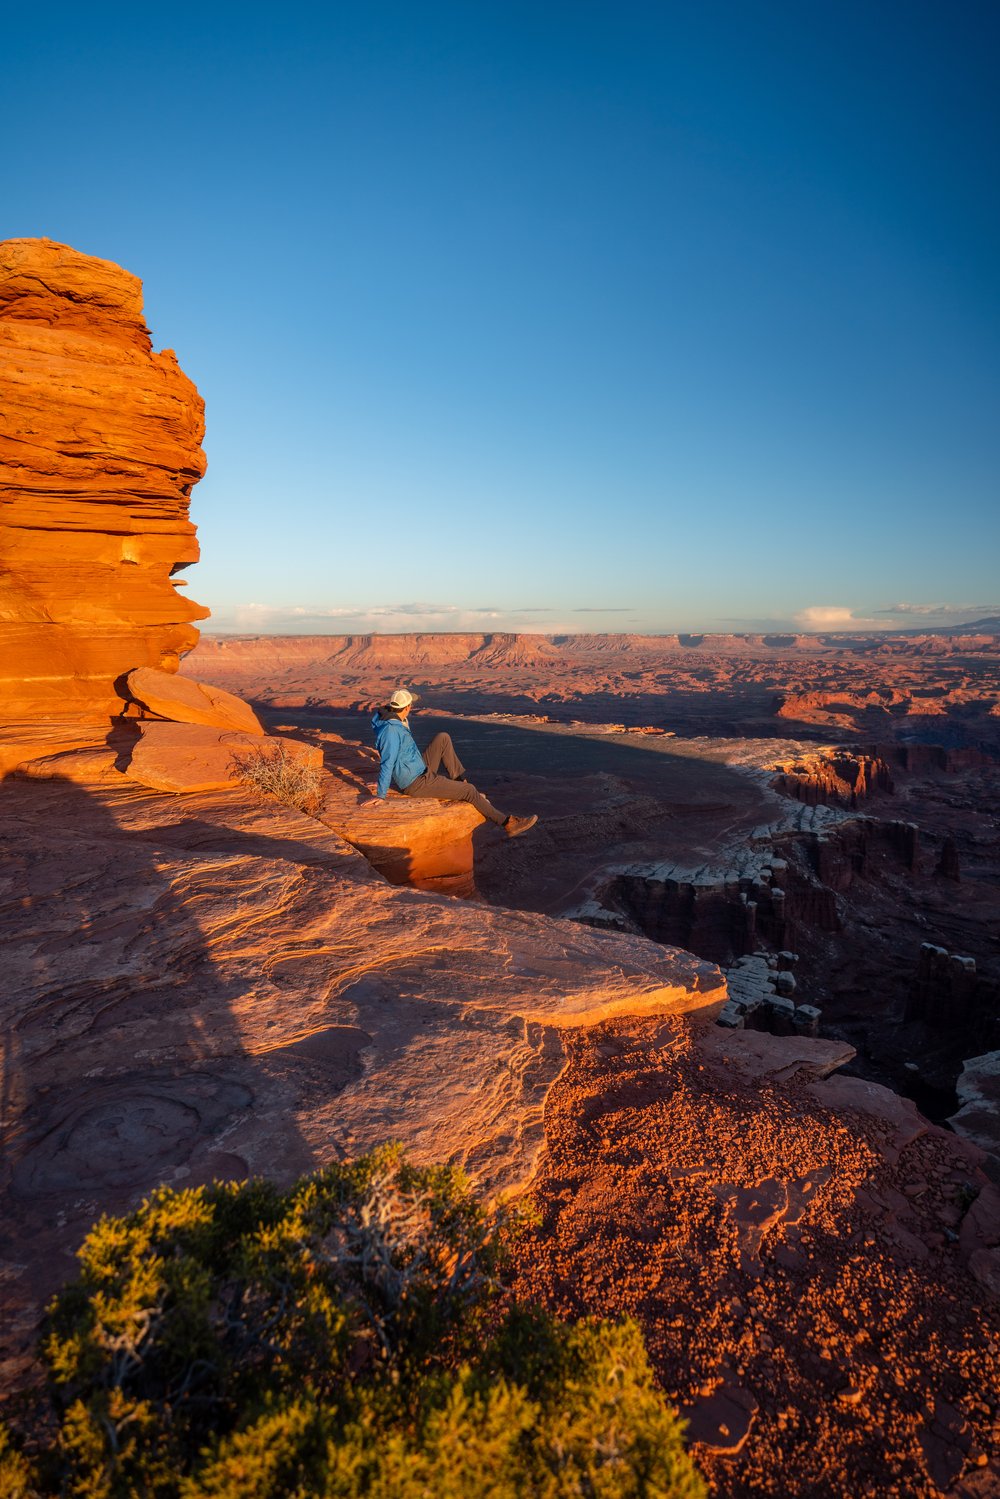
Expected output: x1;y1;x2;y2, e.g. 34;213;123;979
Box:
0;237;209;720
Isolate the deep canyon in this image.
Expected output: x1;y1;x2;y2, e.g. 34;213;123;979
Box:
189;630;1000;1141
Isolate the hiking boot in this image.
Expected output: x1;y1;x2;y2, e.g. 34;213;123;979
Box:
504;813;538;838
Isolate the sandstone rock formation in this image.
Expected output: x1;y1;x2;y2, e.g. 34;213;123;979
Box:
0;238;208;722
123;721;322;794
951;1051;1000;1176
124;666;264;734
770;747;895;807
5;242;999;1491
305;729;482;895
0;770;725;1387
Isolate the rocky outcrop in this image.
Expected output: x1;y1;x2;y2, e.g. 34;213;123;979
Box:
569;829;843;968
123;721;322;794
0;770;725;1385
951;1051;1000;1172
124;666;264;734
771;748;894;807
290;728;484;897
0;238;208;721
905;943;1000;1058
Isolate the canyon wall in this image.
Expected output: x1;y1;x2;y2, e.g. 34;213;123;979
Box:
0;238;208;720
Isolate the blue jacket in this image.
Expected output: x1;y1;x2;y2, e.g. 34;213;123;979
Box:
371;711;426;798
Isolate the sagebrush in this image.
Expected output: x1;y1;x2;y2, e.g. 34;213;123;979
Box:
0;1146;704;1498
231;740;323;812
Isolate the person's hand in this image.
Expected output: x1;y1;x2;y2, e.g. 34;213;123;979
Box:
360;792;384;807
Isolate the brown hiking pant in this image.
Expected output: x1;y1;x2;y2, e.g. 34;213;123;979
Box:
402;732;507;825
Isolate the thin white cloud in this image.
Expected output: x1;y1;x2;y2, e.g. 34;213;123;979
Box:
206;599;998;637
212;601;564;633
873;601;999;619
215;596;644;632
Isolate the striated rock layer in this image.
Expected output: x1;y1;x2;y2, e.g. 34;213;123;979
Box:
0;238;208;720
0;770;724;1384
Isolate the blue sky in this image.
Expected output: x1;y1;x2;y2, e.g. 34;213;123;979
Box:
4;1;998;633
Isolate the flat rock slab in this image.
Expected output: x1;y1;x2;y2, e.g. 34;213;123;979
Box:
126;666;264;735
124;720;321;792
0;774;724;1381
707;1027;857;1082
252;728;489;895
314;742;481;893
13;744;124;783
0;719;113;776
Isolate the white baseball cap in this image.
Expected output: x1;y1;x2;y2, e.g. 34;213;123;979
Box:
387;688;418;709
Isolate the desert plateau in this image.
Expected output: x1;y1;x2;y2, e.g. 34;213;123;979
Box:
1;236;999;1497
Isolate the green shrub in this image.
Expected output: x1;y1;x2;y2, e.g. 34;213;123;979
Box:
3;1147;704;1498
0;1422;35;1499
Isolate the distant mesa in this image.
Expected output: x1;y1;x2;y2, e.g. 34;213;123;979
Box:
0;237;208;723
192;623;1000;676
915;615;1000;636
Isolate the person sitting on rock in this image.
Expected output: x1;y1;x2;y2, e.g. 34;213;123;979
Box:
366;689;538;837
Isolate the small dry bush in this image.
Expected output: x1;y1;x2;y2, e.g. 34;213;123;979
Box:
0;1146;705;1498
231;740;323;813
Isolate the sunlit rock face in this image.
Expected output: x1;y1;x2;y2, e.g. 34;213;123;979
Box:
0;238;208;720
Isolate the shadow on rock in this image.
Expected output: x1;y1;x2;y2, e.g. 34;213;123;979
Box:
0;772;327;1378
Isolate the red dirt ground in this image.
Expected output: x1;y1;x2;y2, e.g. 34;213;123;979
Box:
506;1015;1000;1498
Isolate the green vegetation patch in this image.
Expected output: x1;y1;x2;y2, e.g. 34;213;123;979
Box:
1;1146;704;1498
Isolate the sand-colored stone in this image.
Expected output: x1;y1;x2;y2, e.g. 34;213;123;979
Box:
0;238;208;720
0;721;113;777
124;721;322;793
13;745;123;784
322;776;481;894
125;666;264;735
285;729;482;895
0;771;725;1383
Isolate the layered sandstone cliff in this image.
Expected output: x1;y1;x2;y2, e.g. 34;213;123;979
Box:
0;240;498;882
0;238;208;720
